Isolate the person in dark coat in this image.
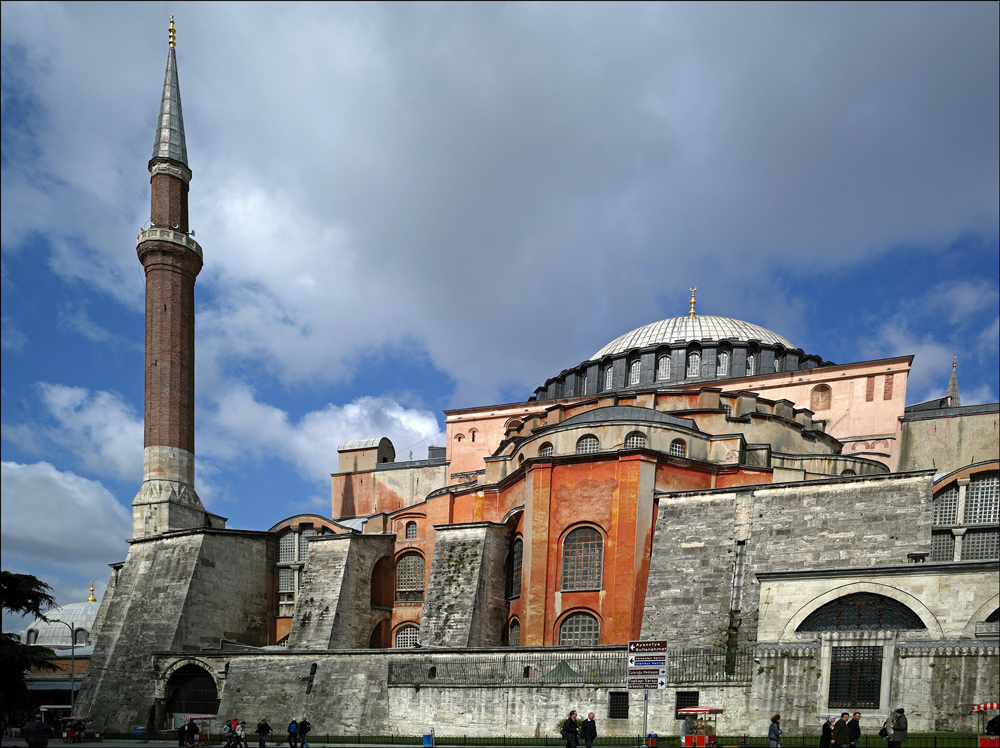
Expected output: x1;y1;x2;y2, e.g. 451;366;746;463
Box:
177;725;186;748
256;719;273;748
889;708;908;748
821;716;836;748
768;714;782;748
185;719;199;747
849;713;862;748
287;720;298;748
581;713;597;748
562;710;580;748
24;714;54;748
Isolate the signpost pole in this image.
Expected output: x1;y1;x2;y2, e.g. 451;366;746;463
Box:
643;690;648;745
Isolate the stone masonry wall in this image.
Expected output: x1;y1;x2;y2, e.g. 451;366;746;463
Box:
420;523;509;647
76;529;269;732
288;534;394;649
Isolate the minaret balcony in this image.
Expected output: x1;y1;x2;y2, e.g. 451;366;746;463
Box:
136;227;203;258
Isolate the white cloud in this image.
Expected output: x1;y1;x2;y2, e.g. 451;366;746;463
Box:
0;461;131;569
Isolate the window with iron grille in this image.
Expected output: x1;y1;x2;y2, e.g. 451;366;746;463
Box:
405;521;418;540
866;376;876;402
657;356;671;381
510;538;523;598
829;646;882;709
687;352;701;378
934;484;959;525
670;439;687;458
394;624;419;647
576;435;600;455
722;404;732;416
396;553;425;602
883;373;894;400
964;473;999;524
961;529;999;560
539;443;554;458
508;620;520;647
604;367;613;391
931;532;955;562
298;527;318;560
624;432;646;449
717;351;730;376
797;593;926;631
562;526;603;590
628;360;641;385
609;692;629;719
278;532;296;563
675;691;699;719
558;611;600;646
278;567;294;593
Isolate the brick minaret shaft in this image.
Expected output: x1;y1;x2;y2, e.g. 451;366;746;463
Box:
132;18;208;538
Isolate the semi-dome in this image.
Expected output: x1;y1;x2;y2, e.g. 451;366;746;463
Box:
19;600;100;647
591;315;794;361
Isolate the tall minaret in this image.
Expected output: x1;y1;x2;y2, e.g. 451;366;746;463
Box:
132;17;207;539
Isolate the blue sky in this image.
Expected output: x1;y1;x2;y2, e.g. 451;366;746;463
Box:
2;2;998;628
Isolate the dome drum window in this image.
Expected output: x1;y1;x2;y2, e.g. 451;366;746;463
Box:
604;367;614;391
669;439;687;458
624;432;646;450
628;360;641;386
539;443;554;458
686;351;701;378
716;351;730;377
656;355;671;381
576;435;600;455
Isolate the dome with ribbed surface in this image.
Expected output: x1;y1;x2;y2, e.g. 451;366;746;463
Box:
19;601;100;647
590;315;794;360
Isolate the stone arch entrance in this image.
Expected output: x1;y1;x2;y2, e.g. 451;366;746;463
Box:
164;664;220;727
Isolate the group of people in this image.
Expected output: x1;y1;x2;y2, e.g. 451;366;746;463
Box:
284;718;312;748
794;709;907;748
176;717;310;748
560;710;598;747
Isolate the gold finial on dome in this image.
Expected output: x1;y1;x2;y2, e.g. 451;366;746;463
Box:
169;15;176;48
953;356;957;370
88;580;96;602
688;286;697;317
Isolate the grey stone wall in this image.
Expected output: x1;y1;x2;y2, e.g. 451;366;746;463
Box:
420;523;509;647
287;533;394;649
75;529;270;731
899;407;999;474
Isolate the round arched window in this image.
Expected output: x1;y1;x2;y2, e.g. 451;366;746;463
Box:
394;624;420;647
508;619;521;647
624;432;646;449
576;435;600;455
539;443;554;458
404;521;417;540
559;612;600;646
669;439;687;458
628;360;641;385
562;526;603;591
396;553;425;602
657;355;671;381
797;593;926;632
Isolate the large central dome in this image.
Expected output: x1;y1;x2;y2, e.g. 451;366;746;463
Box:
590;315;795;360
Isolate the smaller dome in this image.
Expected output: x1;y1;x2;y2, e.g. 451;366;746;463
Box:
20;601;100;647
591;315;795;360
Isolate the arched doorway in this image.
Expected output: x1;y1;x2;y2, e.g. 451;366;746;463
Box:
165;664;219;727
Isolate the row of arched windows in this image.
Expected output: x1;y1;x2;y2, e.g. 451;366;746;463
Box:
605;352;759;390
535;435;687;458
506;611;601;647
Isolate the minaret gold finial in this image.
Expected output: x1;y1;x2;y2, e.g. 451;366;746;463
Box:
88;580;97;602
688;286;697;317
953;356;957;370
169;15;176;48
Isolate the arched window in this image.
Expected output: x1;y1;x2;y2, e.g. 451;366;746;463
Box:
746;355;756;377
394;624;419;648
686;351;701;378
26;630;38;645
298;527;318;560
934;483;959;525
405;521;417;540
370;556;393;608
582;373;589;394
278;531;296;563
628;360;641;385
165;664;220;717
717;351;730;377
811;384;832;411
964;473;998;524
624;432;646;449
841;469;857;476
395;553;425;602
559;612;600;646
656;355;671;381
74;629;89;646
509;538;523;598
509;619;521;647
562;526;604;590
797;593;926;632
576;435;600;455
604;367;614;391
773;356;782;373
539;443;554;458
670;439;687;458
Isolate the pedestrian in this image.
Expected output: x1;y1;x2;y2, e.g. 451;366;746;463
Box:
768;714;782;748
222;720;235;748
562;710;580;748
849;713;862;748
256;719;272;748
833;713;851;748
238;722;249;748
821;716;836;748
176;724;186;748
987;715;1000;736
186;719;199;747
889;709;907;748
24;713;54;748
581;712;597;748
287;719;299;748
298;719;311;748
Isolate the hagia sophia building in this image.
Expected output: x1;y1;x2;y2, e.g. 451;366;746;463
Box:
23;19;997;740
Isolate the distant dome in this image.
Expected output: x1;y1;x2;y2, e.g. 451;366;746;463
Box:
591;315;795;360
20;601;100;647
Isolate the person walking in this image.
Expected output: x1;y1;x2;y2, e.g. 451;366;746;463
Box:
849;713;862;748
256;719;272;748
185;719;199;747
287;719;299;748
562;710;580;748
821;716;836;748
176;724;186;748
833;714;851;748
222;720;235;748
889;709;907;748
298;719;311;748
237;721;249;748
581;712;597;748
768;714;782;748
24;714;54;748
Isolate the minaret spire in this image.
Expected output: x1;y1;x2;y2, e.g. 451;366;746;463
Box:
945;357;961;407
132;18;207;539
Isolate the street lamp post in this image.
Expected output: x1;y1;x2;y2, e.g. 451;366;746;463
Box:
49;619;76;716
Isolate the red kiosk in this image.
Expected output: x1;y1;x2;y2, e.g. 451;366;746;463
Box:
678;706;723;748
973;703;1000;748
